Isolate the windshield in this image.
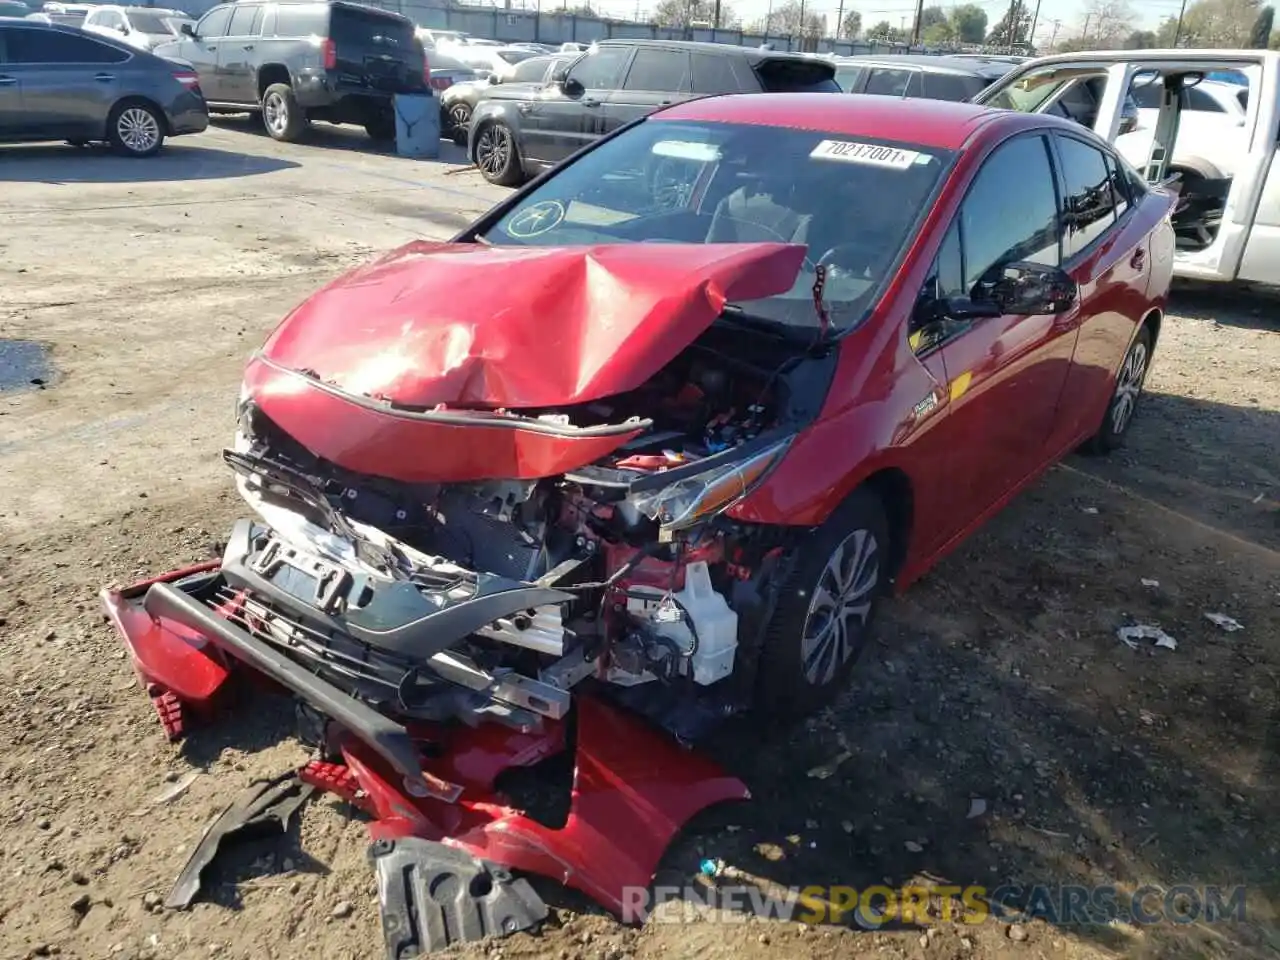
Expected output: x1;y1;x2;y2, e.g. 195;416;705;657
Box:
478;119;952;333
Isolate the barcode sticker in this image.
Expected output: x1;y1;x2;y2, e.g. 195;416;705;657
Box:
809;140;925;169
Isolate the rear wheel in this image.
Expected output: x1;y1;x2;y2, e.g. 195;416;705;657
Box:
107;101;164;157
261;83;306;142
473;120;524;186
447;102;472;146
755;488;890;717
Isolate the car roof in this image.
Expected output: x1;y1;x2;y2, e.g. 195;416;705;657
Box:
597;37;823;63
655;92;1072;151
835;53;1011;79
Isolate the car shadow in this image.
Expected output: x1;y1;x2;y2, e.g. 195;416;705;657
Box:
0;142;299;183
1169;281;1280;333
210;113;473;168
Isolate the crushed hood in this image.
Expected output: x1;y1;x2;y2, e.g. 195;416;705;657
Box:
260;241;807;410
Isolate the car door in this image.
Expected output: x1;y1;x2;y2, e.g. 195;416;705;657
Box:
520;43;631;163
1046;132;1155;449
215;2;261;105
603;46;689;135
177;3;231;100
1;26;129;138
0;26;24;136
910;132;1078;526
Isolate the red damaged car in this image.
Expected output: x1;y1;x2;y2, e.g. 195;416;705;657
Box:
103;94;1175;951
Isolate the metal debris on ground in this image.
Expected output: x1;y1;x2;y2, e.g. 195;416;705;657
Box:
966;798;988;819
1117;624;1177;651
1140;578;1160;588
1204;612;1244;632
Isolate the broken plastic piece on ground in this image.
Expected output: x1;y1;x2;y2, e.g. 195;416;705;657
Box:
966;798;988;819
165;771;315;910
1140;578;1160;588
805;749;853;780
370;837;547;958
1204;611;1244;632
1117;624;1177;651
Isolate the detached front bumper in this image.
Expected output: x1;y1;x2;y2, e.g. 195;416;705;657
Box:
100;536;751;949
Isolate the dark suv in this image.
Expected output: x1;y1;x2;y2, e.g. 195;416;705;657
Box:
154;0;427;142
467;39;839;185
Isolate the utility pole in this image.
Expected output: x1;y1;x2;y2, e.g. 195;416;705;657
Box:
1172;0;1188;46
1081;12;1091;41
799;0;806;47
836;0;844;39
1027;0;1041;49
713;0;721;27
910;0;924;44
1048;17;1061;50
1003;0;1018;52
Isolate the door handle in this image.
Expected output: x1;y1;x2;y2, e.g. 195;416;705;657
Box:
0;76;17;86
582;98;600;107
242;44;255;50
517;102;532;114
94;73;116;82
1130;248;1146;270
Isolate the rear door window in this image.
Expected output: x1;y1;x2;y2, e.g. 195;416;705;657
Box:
923;71;985;102
864;67;920;97
755;57;839;92
511;56;550;82
621;47;690;93
1055;133;1119;257
225;3;261;37
690;51;740;94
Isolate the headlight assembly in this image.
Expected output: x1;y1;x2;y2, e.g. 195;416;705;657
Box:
627;437;793;539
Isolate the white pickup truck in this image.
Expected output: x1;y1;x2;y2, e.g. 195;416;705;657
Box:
973;50;1280;285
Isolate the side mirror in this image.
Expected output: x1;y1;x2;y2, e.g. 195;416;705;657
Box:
972;261;1078;316
562;76;584;97
488;73;500;84
180;21;195;36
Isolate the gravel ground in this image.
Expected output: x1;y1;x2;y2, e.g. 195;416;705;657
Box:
1;121;1277;960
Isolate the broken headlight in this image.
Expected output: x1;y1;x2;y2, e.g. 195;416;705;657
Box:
627;437;793;537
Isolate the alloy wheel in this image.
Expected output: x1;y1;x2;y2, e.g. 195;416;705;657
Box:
449;104;471;127
799;528;880;686
1111;340;1148;435
117;107;160;154
476;125;510;177
263;92;288;137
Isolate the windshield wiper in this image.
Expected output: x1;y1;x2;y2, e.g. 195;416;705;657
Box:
718;304;795;335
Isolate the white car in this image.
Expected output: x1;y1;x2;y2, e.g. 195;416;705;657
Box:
1116;77;1250;176
454;44;540;81
81;4;193;51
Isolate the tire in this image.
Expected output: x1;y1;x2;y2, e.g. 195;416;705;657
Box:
447;102;472;146
473;120;524;187
261;82;306;142
364;113;397;142
106;101;164;157
1083;325;1152;454
755;488;890;718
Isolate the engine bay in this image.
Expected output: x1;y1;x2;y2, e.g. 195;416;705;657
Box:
226;324;824;740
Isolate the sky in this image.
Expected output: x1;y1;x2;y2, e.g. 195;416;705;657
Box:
583;0;1188;45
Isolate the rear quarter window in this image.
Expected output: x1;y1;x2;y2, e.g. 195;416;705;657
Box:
755;57;839;92
269;3;326;36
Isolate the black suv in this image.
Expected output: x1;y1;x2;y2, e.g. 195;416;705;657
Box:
155;0;427;142
467;39;839;185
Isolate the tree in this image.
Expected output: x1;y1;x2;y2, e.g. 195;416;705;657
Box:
653;0;735;27
986;1;1032;45
840;9;862;37
867;18;906;40
1174;0;1262;47
1123;28;1157;46
949;3;988;42
1080;0;1136;46
919;5;947;29
1250;4;1275;44
922;20;956;42
747;0;824;36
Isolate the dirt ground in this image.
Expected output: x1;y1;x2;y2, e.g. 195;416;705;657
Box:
1;123;1277;960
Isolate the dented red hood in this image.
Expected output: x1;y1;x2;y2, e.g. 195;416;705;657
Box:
261;240;806;409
